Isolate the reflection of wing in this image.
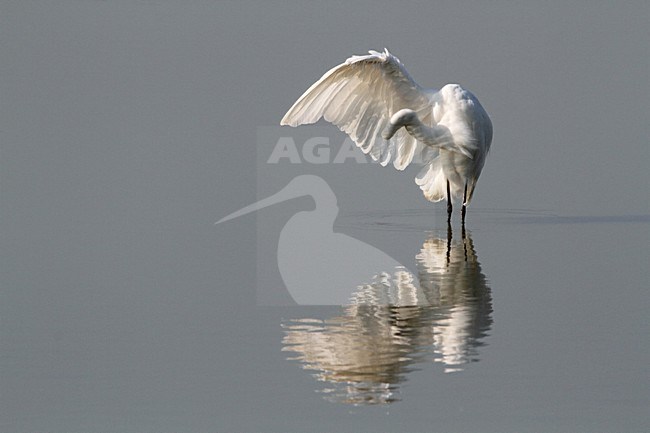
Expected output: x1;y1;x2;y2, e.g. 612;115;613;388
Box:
349;268;427;307
282;230;493;405
282;310;410;405
281;49;436;169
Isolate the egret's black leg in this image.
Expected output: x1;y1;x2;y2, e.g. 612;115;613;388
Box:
446;180;452;224
446;219;452;265
461;183;468;226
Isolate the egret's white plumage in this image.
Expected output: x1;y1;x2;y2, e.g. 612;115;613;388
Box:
280;49;492;220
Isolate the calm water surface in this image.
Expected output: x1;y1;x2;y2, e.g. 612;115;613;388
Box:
282;224;492;405
251;210;649;431
3;205;649;433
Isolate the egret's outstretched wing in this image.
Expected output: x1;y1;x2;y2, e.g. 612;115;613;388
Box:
281;49;435;170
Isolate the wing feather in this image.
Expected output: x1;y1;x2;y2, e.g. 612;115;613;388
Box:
281;49;435;170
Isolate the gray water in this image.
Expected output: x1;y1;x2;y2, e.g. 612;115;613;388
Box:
2;2;649;432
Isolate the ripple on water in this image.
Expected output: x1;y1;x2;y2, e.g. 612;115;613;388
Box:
281;229;493;405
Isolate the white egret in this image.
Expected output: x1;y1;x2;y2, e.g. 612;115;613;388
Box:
281;49;493;224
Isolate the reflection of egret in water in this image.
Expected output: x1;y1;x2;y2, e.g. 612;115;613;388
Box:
282;228;492;405
217;175;407;305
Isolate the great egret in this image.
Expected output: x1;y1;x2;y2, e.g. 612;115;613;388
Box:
281;49;493;224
